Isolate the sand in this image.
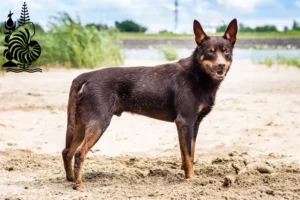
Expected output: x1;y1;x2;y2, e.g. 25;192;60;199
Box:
0;60;300;199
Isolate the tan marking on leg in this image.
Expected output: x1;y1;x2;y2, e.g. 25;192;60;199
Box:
177;129;194;179
62;148;72;181
178;130;185;170
200;55;204;61
185;155;194;178
180;145;185;170
65;122;85;182
192;120;201;168
191;139;195;164
73;121;102;190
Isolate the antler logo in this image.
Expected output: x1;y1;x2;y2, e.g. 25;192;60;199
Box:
2;2;42;73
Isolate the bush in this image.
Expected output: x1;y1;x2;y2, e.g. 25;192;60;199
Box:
34;13;123;68
157;45;178;61
276;55;300;68
260;53;300;68
260;58;273;67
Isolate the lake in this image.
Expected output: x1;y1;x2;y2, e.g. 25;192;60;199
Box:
125;48;299;61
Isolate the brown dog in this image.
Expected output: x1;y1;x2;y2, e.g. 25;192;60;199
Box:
62;19;238;189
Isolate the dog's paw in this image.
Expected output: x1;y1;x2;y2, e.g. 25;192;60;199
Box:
66;175;75;182
72;182;84;190
184;170;194;179
183;176;196;182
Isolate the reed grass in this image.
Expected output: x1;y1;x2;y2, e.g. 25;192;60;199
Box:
157;45;179;61
1;12;124;69
260;53;300;68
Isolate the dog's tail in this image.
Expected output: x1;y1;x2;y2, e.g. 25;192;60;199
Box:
65;71;94;148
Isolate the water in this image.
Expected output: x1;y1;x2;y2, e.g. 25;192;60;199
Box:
125;48;299;61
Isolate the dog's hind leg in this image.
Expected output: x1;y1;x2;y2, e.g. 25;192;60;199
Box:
63;122;85;181
73;117;111;190
62;79;87;182
62;124;76;181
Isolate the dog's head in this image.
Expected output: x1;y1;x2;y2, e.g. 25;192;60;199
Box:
193;19;238;81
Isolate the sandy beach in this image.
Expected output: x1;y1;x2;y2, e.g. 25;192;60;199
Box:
0;60;300;200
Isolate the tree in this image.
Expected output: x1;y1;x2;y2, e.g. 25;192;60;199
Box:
284;26;289;32
216;24;227;32
292;20;300;31
239;23;254;32
159;30;173;34
115;20;147;32
86;23;108;31
218;21;299;33
254;25;278;32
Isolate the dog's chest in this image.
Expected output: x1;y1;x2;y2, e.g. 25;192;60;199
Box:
196;95;215;116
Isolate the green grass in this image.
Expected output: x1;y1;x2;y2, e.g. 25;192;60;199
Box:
0;48;8;73
260;53;300;68
157;45;179;61
121;31;300;39
260;58;274;67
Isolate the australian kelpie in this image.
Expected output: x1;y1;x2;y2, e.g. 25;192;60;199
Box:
62;19;238;189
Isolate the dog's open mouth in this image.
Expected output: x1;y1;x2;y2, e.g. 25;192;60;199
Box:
215;70;225;79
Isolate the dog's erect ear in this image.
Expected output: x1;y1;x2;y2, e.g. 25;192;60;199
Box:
193;19;208;45
223;18;238;46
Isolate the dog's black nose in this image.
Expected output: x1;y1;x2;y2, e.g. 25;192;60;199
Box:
218;63;225;68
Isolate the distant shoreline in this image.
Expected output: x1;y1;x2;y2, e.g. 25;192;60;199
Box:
122;38;300;49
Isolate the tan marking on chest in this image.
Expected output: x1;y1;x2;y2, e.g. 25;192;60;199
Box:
198;104;205;113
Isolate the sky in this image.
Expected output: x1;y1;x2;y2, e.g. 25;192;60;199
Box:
1;0;300;33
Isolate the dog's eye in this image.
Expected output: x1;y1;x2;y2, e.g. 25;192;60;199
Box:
223;47;230;55
207;48;215;54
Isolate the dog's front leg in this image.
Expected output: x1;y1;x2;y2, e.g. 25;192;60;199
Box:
191;119;201;165
175;116;194;179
